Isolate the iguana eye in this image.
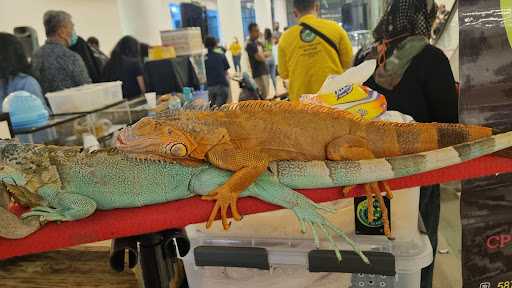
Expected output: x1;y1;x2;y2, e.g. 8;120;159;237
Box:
168;143;187;157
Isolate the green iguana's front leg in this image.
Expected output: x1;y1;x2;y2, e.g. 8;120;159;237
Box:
21;185;97;222
0;207;41;239
244;174;369;264
0;184;41;239
190;167;369;264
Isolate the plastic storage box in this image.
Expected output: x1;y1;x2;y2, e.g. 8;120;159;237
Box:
181;188;432;288
46;81;123;114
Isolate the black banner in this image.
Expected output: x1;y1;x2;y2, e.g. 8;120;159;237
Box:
460;0;512;287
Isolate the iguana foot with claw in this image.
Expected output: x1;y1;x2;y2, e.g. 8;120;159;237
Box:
0;207;41;239
292;202;370;263
202;188;242;230
343;181;393;237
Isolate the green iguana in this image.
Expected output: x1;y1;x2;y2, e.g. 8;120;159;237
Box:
115;101;495;235
1;131;512;262
0;142;366;262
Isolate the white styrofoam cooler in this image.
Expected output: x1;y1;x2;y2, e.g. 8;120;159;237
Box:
46;81;123;114
181;188;432;288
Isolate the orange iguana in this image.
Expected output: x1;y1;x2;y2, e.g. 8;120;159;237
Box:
115;101;493;236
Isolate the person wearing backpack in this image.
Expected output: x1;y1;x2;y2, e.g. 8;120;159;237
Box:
278;0;353;102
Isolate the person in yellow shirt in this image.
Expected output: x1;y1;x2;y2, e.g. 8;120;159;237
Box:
278;0;353;102
229;37;242;75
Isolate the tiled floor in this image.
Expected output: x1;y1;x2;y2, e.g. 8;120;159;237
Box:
434;182;463;288
0;242;137;288
228;73;288;103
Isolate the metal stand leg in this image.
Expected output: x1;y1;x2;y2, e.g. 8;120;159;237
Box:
110;229;190;288
139;233;169;288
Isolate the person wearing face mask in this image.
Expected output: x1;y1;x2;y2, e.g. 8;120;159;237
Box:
359;0;456;124
356;1;457;288
278;0;353;102
32;10;91;94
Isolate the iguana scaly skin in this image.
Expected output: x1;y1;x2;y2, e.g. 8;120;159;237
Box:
1;132;512;261
0;143;367;262
115;101;493;234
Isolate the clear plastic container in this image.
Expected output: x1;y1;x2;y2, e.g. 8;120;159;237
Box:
46;81;123;114
181;188;431;288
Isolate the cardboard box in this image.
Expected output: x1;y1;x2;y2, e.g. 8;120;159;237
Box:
161;28;204;56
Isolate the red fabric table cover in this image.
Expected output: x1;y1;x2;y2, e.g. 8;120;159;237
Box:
1;156;511;260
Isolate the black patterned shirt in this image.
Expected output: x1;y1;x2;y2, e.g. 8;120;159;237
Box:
32;41;91;94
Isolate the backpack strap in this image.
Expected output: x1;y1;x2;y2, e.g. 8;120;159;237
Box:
299;22;341;65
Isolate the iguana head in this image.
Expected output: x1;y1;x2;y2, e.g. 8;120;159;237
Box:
0;166;28;187
0;166;29;206
116;117;198;161
0;141;58;208
0;166;43;208
0;165;42;240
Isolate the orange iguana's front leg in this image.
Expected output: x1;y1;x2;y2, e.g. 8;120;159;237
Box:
327;135;393;237
202;144;269;230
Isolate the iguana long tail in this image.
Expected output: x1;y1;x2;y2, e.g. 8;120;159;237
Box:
360;121;493;158
274;131;512;189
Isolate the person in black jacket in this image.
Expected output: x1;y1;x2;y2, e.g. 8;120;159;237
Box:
204;36;230;107
86;36;109;70
102;36;145;99
360;1;456;123
356;1;457;288
70;36;102;83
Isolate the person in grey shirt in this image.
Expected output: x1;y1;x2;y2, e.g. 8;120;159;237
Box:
32;10;91;94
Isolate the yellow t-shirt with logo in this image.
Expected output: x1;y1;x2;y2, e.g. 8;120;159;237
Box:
229;42;242;56
278;15;353;102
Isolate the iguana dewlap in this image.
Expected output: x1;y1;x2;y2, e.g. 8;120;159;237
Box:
116;101;493;232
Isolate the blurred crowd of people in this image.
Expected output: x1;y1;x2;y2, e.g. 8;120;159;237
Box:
0;9;149;115
215;0;353;103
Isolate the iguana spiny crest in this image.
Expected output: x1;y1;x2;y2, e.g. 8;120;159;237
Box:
115;101;493;235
